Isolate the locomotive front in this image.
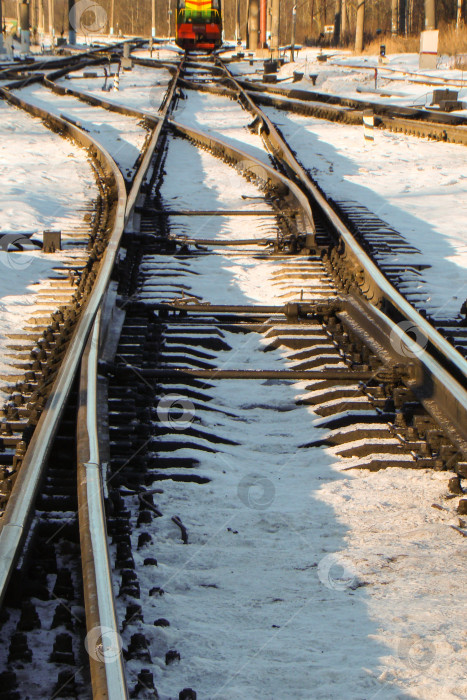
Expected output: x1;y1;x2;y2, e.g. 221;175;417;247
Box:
176;0;222;52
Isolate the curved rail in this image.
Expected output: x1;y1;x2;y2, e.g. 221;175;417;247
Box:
206;59;467;454
169;118;315;239
0;89;127;607
236;77;467;127
76;57;183;699
0;47;180;654
181;68;467;144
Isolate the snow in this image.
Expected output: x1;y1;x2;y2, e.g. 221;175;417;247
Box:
262;107;467;320
114;130;467;699
174;59;467;320
228;47;467;115
14;83;149;174
132;46;184;60
0;99;98;390
59;63;173;116
1;48;466;700
174;89;273;165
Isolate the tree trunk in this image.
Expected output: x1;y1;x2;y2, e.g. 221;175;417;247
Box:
391;0;398;34
248;0;259;49
48;0;54;40
355;0;364;52
333;0;340;44
271;0;279;57
341;0;347;38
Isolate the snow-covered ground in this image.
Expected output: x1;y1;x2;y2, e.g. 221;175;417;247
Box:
264;107;467;320
14;83;148;174
59;63;173;116
174;68;467;321
132;46;184;61
115;134;467;700
1;46;466;699
228;47;467;115
0;99;98;389
174;89;271;165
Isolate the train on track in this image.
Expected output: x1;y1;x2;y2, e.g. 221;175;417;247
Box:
176;0;222;52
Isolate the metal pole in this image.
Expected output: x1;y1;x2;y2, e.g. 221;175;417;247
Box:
290;3;297;60
355;0;364;52
152;0;156;38
20;0;30;51
271;0;279;58
110;0;114;35
68;0;76;44
424;0;435;29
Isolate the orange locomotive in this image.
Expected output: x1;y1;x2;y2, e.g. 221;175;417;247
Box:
176;0;222;52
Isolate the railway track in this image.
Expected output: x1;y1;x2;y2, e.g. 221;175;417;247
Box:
182;56;467;145
0;47;466;698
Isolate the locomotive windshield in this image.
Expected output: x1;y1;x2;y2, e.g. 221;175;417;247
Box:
176;0;222;52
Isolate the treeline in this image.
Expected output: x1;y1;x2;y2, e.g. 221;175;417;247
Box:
3;0;465;44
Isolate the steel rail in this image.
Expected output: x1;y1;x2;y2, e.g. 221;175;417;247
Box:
0;54;181;684
180;69;467;144
43;56;180;124
0;94;127;608
208;60;467;454
236;77;467;127
74;58;183;699
78;313;128;699
327;59;467;88
168;119;316;240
